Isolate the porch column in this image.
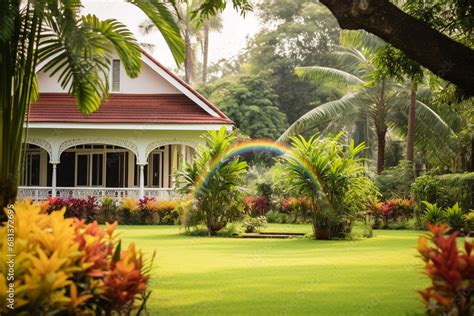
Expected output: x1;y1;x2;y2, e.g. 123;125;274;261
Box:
51;162;58;196
139;164;145;198
180;145;186;168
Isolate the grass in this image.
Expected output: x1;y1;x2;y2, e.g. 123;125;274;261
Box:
118;224;428;315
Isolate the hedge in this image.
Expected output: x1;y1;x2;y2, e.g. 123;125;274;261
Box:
411;172;474;211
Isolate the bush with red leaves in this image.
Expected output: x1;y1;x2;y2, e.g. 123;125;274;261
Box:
417;224;474;315
46;196;99;222
244;195;271;216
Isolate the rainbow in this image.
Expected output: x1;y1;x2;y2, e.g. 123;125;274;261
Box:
192;139;322;198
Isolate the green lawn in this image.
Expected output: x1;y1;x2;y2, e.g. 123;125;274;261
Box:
118;224;427;315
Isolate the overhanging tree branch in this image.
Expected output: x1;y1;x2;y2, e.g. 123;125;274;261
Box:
319;0;474;94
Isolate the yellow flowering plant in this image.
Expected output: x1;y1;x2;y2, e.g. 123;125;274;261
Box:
0;200;152;315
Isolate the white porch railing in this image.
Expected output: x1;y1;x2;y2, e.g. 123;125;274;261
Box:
18;186;180;202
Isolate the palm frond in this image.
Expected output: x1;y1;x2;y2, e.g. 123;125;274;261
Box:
128;0;185;64
279;92;363;142
388;98;455;157
0;1;15;43
82;15;141;78
340;30;384;55
295;66;364;86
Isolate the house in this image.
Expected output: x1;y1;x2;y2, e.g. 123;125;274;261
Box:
19;51;233;201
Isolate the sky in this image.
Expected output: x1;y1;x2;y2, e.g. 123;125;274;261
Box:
82;0;260;69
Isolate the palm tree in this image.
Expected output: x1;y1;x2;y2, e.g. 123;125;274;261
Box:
140;1;200;84
279;31;452;174
140;1;222;84
201;14;223;83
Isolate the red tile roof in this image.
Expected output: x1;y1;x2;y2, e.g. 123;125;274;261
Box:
29;93;232;124
141;50;231;121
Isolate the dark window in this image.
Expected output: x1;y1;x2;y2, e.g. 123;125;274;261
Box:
22;153;40;186
56;152;75;186
106;152;128;187
91;154;103;186
76;154;89;186
151;153;162;187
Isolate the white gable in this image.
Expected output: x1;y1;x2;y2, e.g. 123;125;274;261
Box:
38;56;180;94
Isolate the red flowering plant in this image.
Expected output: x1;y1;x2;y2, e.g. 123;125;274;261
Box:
0;201;152;315
72;219;152;314
280;197;312;223
379;199;399;228
370;198;415;228
417;224;474;315
46;196;99;222
137;196;158;224
368;199;384;228
244;195;272;216
397;197;415;221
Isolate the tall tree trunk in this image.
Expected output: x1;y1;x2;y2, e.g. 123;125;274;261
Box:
201;22;209;84
406;82;416;162
376;128;387;174
1;5;41;217
184;30;192;84
375;77;387;174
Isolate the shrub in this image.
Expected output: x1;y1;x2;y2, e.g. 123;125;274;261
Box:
397;197;415;221
422;202;445;225
277;212;289;224
154;200;180;225
417;224;473;315
242;216;267;233
244;195;272;216
282;133;378;239
117;197;181;225
99;196;118;224
362;225;373;238
175;127;248;235
280;197;312;223
0;201;151;315
370;198;414;229
465;211;474;233
256;181;273;198
445;203;465;232
119;197;139;224
265;210;279;223
46;196;99;222
137;196;158;225
412;172;474;212
376;160;414;199
217;223;241;237
368;199;384;228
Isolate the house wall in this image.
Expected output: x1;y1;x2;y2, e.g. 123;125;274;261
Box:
37;54;180;94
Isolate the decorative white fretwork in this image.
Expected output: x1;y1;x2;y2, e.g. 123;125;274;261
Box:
25;138;53;158
58;138;139;157
144;140;199;163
